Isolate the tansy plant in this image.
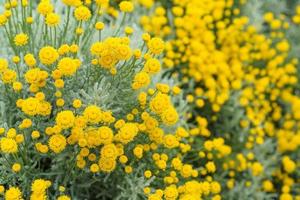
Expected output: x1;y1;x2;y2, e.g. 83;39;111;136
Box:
139;0;300;199
0;0;196;199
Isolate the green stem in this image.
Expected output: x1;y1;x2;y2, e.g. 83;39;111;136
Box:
113;13;126;36
60;6;71;45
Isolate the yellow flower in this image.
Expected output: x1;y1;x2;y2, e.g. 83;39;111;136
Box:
101;144;118;159
58;186;65;192
150;93;171;114
251;162;264;176
83;105;102;124
46;13;60;26
56;110;75;129
20;97;39;116
31;131;40;139
141;0;155;8
0;137;18;153
7;128;17;138
15;134;24;145
14;33;28;46
73;99;82;108
144;170;152;178
125;26;134;35
147;37;165;54
31;179;51;195
62;0;82;7
98;126;114;144
37;101;52;116
148;194;161;200
115;123;139;144
49;134;67;153
0;14;7;26
163;134;179;149
26;17;33;24
0;127;5;135
54;79;64;88
24;68;47;84
95;0;109;6
12;81;22;92
124;165;132;173
21;0;28;7
0;185;4;193
280;193;293;200
210;181;221;194
12;163;21;172
119;1;134;13
74;6;91;21
164;186;178;200
24;54;36;67
58;44;70;55
37;1;53;16
90;164;99;173
98;158;116;172
119;155;128;164
0;58;8;72
143;58;161;74
57;57;80;76
1;69;17;84
262;180;274;192
5;187;22;200
98;53;114;68
133;146;143;158
132;72;150;89
161;107;179;126
282;156;296;173
12;56;20;64
206;161;216;173
39;46;59;65
95;22;105;30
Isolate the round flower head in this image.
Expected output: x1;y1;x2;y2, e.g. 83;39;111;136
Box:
143;58;161;74
98;158;116;172
12;163;21;172
161;107;179;126
95;0;109;6
13;82;22;92
55;110;75;129
147;37;165;54
0;138;18;153
39;46;59;65
1;69;17;84
30;179;51;200
57;195;71;200
24;54;36;67
5;187;22;200
14;33;28;46
46;12;60;26
37;1;53;16
95;22;105;30
83;105;102;124
62;0;82;7
49;134;67;153
57;57;80;76
0;58;8;72
119;1;134;13
74;6;91;21
132;72;150;89
0;14;7;26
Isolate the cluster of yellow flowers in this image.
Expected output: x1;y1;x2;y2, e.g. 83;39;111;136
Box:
293;5;300;24
0;0;299;199
141;0;300;199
